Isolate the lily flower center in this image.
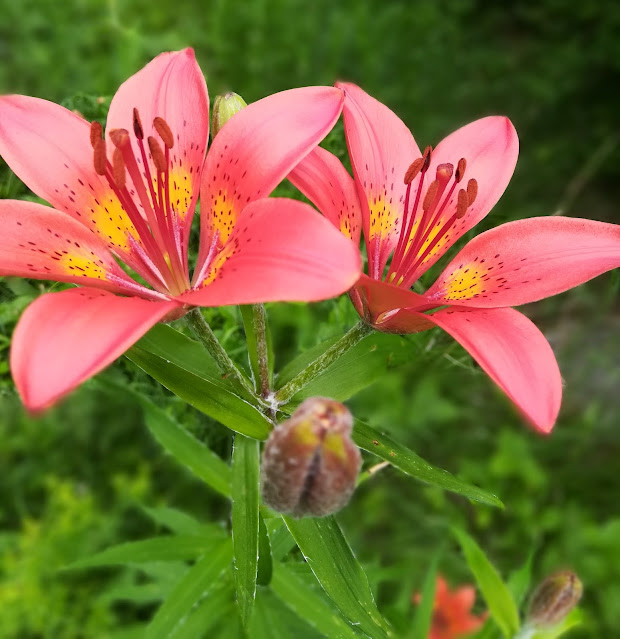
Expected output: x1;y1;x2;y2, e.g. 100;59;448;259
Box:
90;111;190;297
387;147;478;289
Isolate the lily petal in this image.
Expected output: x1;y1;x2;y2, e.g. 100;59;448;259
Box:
195;86;344;282
106;48;209;262
288;146;362;244
11;288;179;412
183;198;361;306
0;94;141;258
426;216;620;307
351;273;431;327
338;82;421;278
0;200;161;298
403;116;519;284
422;306;562;433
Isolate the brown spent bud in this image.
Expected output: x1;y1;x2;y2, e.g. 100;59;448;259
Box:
404;158;424;184
527;570;583;629
466;178;478;206
89;121;103;148
133;108;144;140
455;157;467;183
153;116;174;149
261;397;362;518
211;92;247;139
148;136;166;174
422;180;439;211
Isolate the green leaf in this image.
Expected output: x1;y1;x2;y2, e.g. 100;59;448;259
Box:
257;513;273;586
169;581;237;639
508;550;535;607
271;562;362;639
140;396;232;497
354;419;503;507
231;434;260;627
410;556;439;639
284;516;392;639
141;506;208;537
453;528;520;638
147;538;233;639
127;324;271;439
276;332;409;402
70;536;221;569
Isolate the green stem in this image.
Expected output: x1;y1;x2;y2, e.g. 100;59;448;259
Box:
274;320;373;406
241;304;271;398
185;307;257;400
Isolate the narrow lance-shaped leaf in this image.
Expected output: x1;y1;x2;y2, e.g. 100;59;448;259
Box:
284;515;392;639
270;562;362;639
453;528;520;638
140;394;232;498
354;419;503;507
147;538;233;639
231;434;260;627
410;556;440;639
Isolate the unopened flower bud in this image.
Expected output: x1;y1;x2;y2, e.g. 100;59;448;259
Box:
527;570;583;628
261;397;362;518
211;92;247;138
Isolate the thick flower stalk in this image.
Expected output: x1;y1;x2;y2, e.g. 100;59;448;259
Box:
290;82;620;433
0;50;361;411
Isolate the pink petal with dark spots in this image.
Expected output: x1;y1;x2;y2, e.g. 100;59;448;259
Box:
183;198;361;306
11;288;179;412
426;216;620;307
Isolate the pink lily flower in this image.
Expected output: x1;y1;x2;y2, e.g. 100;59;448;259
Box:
290;82;620;433
0;49;361;412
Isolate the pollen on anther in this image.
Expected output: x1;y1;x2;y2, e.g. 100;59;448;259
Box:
455;158;467;183
422;146;432;172
456;189;469;218
112;148;126;189
422;180;439;210
133;108;144;139
93;138;107;176
154;117;174;149
148;136;166;173
467;179;478;205
90;121;103;148
404;158;424;184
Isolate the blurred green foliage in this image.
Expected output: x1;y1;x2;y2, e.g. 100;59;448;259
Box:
0;0;619;637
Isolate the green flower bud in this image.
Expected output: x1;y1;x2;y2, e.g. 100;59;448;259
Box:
211;92;247;138
527;570;583;628
261;397;362;518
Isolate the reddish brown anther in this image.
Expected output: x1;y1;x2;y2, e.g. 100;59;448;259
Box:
112;148;126;189
109;128;130;149
89;121;102;148
422;145;432;172
456;188;469;218
153;117;174;149
455;157;467;183
132;108;144;140
467;178;478;206
422;180;439;211
404;158;424;184
92;138;107;176
148;136;166;173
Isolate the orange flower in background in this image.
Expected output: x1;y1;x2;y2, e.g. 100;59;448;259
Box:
414;576;487;639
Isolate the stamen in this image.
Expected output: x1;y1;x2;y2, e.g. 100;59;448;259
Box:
133;108;144;140
153;117;174;149
456;189;469;218
404;158;424;184
467;178;478;205
422;146;432;172
455;158;467;183
112;148;126;189
90;121;102;148
422;180;439;211
92;138;107;176
148;136;166;174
